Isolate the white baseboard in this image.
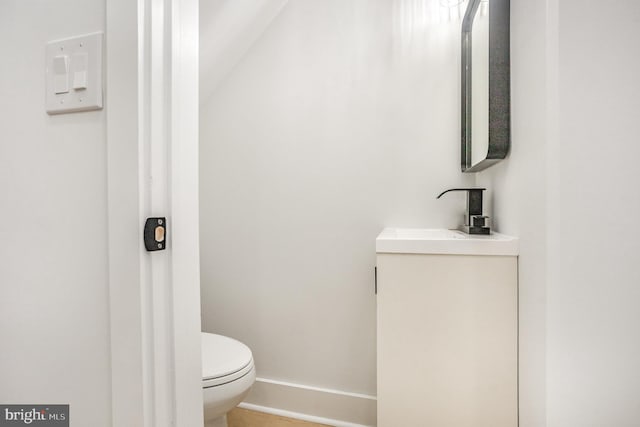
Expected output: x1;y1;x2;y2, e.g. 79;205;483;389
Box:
240;377;377;427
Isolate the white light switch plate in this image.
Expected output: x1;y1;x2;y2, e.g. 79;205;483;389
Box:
45;32;103;115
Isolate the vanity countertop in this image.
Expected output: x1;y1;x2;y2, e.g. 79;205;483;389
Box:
376;228;519;256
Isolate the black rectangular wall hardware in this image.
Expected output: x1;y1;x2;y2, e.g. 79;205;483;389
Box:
144;217;166;251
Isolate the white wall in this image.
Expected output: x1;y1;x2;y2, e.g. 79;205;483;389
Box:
546;1;640;425
200;0;472;411
478;0;640;426
0;1;111;426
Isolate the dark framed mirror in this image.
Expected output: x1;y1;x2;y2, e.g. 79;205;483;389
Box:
461;0;510;173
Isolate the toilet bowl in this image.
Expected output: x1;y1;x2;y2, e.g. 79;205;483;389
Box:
202;332;256;427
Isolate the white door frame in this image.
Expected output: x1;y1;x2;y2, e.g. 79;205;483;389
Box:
106;0;202;426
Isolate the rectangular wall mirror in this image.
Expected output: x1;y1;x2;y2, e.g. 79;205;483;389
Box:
461;0;510;173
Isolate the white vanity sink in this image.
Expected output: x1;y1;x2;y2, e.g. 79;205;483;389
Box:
376;227;518;256
376;229;519;426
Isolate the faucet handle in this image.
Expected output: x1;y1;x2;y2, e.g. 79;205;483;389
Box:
470;215;490;228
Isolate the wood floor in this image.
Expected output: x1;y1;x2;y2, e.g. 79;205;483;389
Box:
227;408;330;427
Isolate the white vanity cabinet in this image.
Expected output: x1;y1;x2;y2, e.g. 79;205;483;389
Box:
376;228;518;427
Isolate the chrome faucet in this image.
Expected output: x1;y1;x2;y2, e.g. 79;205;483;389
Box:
437;188;490;235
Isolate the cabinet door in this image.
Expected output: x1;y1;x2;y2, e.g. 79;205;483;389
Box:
376;254;517;427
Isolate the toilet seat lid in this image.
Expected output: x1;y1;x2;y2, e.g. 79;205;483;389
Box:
201;332;253;380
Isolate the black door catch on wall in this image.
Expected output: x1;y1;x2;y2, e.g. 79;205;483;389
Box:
144;217;166;251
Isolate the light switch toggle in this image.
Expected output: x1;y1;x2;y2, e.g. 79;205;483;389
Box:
72;52;88;90
53;55;69;94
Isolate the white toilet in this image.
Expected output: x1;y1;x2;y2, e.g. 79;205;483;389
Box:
202;332;256;427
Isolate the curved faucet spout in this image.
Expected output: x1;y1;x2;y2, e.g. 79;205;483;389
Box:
436;188;486;199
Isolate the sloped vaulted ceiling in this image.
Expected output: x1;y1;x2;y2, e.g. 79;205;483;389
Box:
200;0;290;104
